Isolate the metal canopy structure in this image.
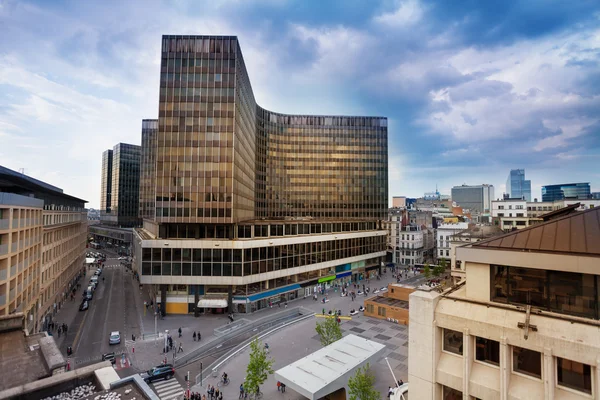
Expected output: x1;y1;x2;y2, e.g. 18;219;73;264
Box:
85;257;96;264
197;294;228;308
274;334;385;400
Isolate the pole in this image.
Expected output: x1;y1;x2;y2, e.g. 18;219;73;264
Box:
385;357;400;387
187;371;190;399
200;362;203;385
155;312;158;346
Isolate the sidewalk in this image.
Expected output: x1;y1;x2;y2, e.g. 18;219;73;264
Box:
125;267;428;372
51;268;90;353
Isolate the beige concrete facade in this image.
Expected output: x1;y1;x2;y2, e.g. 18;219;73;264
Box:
0;194;43;333
409;234;600;399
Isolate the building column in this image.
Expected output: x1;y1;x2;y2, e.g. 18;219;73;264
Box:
160;284;167;316
595;358;600;400
543;348;554;400
463;328;471;400
499;336;509;400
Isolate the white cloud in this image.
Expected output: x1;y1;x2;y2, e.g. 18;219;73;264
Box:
374;0;424;27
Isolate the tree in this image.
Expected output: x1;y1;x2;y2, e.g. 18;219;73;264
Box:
315;315;343;346
423;263;432;279
244;338;274;396
348;363;381;400
433;264;443;277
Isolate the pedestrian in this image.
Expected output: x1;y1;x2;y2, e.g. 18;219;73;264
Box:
178;342;183;353
218;391;223;400
281;383;286;393
202;395;206;400
65;324;68;333
178;327;182;337
215;388;220;399
285;301;288;308
198;331;201;341
193;331;197;341
206;384;211;400
277;381;281;392
239;383;244;399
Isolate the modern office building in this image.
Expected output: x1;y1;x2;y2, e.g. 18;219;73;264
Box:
506;169;531;201
0;166;87;333
139;120;158;221
132;35;388;315
409;206;600;399
451;184;494;215
100;143;142;227
541;182;591;202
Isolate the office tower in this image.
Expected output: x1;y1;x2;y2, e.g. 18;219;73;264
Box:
139;120;158;221
541;183;591;202
451;184;495;214
0;165;87;333
133;35;388;314
100;149;113;218
506;169;531;201
100;143;141;227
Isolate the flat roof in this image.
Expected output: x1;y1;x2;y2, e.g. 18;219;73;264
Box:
274;334;385;400
369;296;409;309
0;331;51;391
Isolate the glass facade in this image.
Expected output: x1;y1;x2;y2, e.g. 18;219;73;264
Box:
140;120;158;220
491;265;599;319
100;149;112;215
506;169;531;201
111;143;141;227
541;183;591;202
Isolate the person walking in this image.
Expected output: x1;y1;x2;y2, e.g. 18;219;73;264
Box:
198;331;201;341
206;384;211;400
281;383;286;393
178;327;182;337
193;331;197;341
239;383;244;399
178;342;183;353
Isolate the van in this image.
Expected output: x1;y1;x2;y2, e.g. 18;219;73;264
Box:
91;276;98;283
85;287;93;300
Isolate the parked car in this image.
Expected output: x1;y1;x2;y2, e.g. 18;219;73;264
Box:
109;331;121;345
79;300;89;311
118;256;127;260
102;352;116;365
380;287;388;292
140;364;175;383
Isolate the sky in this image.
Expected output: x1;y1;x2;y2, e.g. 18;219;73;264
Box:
0;0;599;209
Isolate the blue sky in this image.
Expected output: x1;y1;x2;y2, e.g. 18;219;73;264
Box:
0;0;599;208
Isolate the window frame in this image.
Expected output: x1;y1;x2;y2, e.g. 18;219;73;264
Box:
555;357;592;395
474;336;500;368
442;328;464;357
512;346;542;381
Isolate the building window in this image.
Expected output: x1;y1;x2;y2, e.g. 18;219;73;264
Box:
475;337;500;366
445;250;449;257
513;346;541;379
557;357;592;394
442;385;462;400
498;205;504;210
443;329;463;355
497;213;504;217
366;304;374;313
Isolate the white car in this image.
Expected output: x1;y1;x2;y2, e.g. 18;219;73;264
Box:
109;331;121;345
118;256;128;260
380;287;388;292
373;289;380;294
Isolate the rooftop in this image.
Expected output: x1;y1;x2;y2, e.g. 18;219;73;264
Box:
274;334;385;400
470;206;600;256
451;224;503;240
369;296;409;309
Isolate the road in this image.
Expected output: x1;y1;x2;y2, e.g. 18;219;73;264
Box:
69;253;141;370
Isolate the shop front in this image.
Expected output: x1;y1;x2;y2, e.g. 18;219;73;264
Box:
233;284;302;314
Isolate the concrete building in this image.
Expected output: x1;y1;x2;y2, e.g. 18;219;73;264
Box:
100;143;141;228
447;224;503;283
408;206;600;400
491;198;527;219
386;209;434;266
506;169;531;201
436;222;468;261
392;196;407;208
364;283;413;324
451;184;494;216
541;182;591;202
133;35;388;315
0;166;87;333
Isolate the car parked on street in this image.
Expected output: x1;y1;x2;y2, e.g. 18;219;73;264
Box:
109;331;121;345
79;300;89;311
102;352;116;365
140;364;175;383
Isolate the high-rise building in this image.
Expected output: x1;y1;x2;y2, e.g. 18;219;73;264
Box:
0;165;87;333
100;143;141;227
139;120;158;221
506;169;531;201
541;182;591;202
133;35;388;315
451;184;494;214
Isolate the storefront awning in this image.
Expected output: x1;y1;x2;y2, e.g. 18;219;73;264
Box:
197;298;228;308
85;258;95;264
245;284;301;303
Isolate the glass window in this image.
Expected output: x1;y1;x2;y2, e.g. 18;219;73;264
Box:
491;265;508;302
513;347;541;379
443;329;463;355
508;267;547;308
475;337;500;366
442;386;462;400
557;357;592;394
548;271;595;318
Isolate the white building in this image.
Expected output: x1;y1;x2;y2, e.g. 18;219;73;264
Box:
491;199;528;218
436;222;468;261
408;206;600;399
386;208;433;266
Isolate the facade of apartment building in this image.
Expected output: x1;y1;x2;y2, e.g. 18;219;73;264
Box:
133;35;388;315
436;222;468;261
409;207;600;399
0;166;86;333
387;209;434;266
448;224;503;283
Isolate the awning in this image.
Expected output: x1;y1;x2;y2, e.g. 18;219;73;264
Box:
246;284;301;303
85;258;96;264
197;297;228;308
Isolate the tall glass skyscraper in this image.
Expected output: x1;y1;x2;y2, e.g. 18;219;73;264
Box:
133;35;388;315
506;169;531;201
542;183;591;202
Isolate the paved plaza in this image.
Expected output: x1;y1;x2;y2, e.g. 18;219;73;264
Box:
190;311;408;399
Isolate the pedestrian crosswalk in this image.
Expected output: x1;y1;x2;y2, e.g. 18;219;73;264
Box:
152;379;185;400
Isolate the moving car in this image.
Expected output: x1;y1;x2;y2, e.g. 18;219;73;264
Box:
102;352;116;365
140;364;175;383
79;300;89;311
118;256;127;260
109;331;121;345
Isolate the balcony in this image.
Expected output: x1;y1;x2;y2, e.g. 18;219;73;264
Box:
0;244;8;256
0;219;9;230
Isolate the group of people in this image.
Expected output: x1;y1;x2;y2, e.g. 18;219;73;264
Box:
387;379;405;397
56;322;69;338
276;381;286;392
203;384;224;400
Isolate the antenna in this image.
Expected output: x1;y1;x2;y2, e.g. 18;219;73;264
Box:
19;168;26;175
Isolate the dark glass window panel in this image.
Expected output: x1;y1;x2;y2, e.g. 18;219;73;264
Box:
508;267;547;307
182;263;191;276
443;329;463;355
212;263;222;276
233;249;242;263
142;262;152;276
163;248;172;261
192;263;202;276
491;265;508;302
243;262;251;276
182;249;192;262
557;358;592;394
143;248;152;262
172;263;182;276
222;249;232;263
513;347;541;378
233;263;243;276
222;263;232;276
475;337;500;366
193;249;202;262
161;263;171;276
152;248;162;261
202;263;212;276
548;271;595;318
173;249;182;261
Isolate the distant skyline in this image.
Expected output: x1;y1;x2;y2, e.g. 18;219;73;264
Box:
0;0;599;208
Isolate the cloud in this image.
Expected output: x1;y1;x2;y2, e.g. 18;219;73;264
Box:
374;0;425;27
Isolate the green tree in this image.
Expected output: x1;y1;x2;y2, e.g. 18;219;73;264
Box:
423;264;432;279
244;339;274;396
315;315;343;346
348;363;381;400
